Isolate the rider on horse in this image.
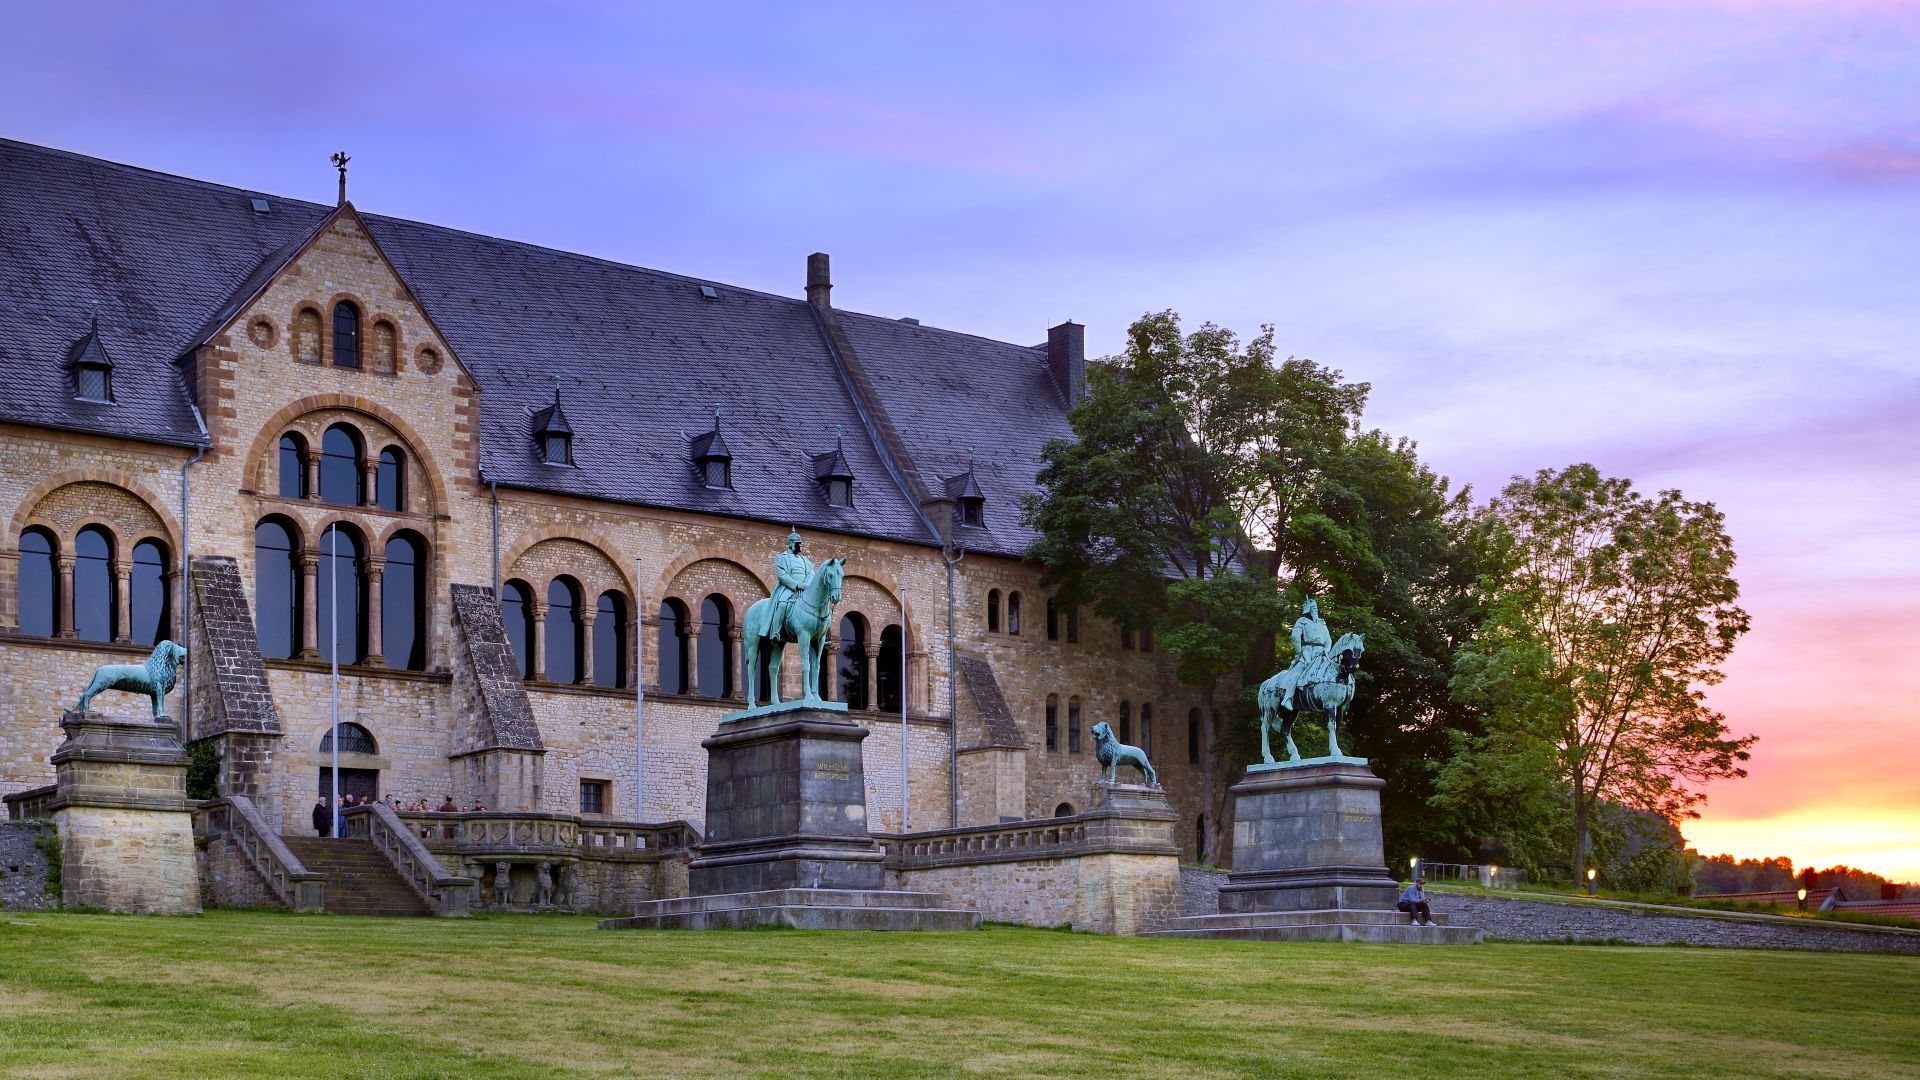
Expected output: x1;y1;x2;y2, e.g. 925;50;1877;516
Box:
1277;597;1335;710
771;528;815;637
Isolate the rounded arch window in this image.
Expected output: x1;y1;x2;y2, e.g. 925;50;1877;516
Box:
73;525;115;643
319;722;378;755
332;301;361;368
594;591;629;689
1054;802;1075;818
877;624;904;712
1006;592;1021;636
375;447;405;511
657;598;690;694
1139;703;1154;757
130;538;171;646
383;532;427;671
986;589;1001;633
501;580;535;680
1188;707;1202;764
319;424;365;506
546;576;584;684
17;527;58;638
254;517;301;658
1067;697;1084;754
1119;701;1133;745
837;612;869;709
1044;694;1060;752
278;432;308;499
316;524;366;664
295;308;323;364
697;594;734;699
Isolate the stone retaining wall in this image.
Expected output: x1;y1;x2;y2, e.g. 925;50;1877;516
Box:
0;820;56;911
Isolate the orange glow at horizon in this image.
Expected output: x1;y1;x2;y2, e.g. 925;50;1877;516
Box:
1684;809;1920;883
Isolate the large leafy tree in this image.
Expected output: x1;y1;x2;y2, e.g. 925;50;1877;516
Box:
1446;464;1756;880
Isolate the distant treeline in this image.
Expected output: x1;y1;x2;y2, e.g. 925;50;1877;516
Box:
1690;853;1914;896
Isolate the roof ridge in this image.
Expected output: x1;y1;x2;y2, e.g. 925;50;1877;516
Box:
0;136;327;210
837;306;1054;354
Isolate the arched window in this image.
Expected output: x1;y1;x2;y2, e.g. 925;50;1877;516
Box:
383;532;426;671
1121;626;1135;650
130;539;170;646
375;447;405;511
73;525;115;643
370;320;397;374
698;594;733;698
316;525;366;664
1044;695;1059;752
657;599;689;694
1140;627;1154;653
254;518;300;658
594;591;628;689
546;577;584;685
1046;599;1059;641
17;527;57;637
319;424;364;506
1195;814;1207;860
837;613;868;709
1188;707;1202;764
501;580;535;680
1054;802;1075;818
1140;703;1154;757
986;589;1001;633
877;624;903;712
1067;606;1081;644
332;301;361;368
1119;701;1132;745
1007;592;1021;636
278;433;308;499
1067;697;1083;754
319;722;378;755
295;308;322;364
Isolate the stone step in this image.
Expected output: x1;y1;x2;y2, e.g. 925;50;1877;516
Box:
1174;909;1454;929
601;904;982;932
1145;922;1483;945
623;888;961;916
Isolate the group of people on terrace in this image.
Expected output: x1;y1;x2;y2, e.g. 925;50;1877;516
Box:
309;793;489;837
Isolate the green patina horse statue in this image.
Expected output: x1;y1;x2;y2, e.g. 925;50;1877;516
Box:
1256;632;1364;764
741;557;844;708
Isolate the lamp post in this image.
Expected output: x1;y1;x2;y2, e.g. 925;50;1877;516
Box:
1586;867;1597;896
1797;887;1808;912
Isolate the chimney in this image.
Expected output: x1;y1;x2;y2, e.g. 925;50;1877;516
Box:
1046;321;1085;406
807;252;832;310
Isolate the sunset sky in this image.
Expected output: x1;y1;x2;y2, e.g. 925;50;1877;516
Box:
6;2;1915;878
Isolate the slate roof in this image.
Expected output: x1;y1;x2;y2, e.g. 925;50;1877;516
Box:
0;138;1076;554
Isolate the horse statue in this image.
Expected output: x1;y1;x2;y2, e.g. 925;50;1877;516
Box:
76;639;187;718
1091;722;1159;787
1255;632;1364;764
741;557;845;708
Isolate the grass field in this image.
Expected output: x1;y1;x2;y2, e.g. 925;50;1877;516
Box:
2;911;1915;1079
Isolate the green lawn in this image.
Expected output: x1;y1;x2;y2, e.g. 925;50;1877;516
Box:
1;911;1915;1079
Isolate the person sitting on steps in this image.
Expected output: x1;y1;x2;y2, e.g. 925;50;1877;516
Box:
1398;875;1434;926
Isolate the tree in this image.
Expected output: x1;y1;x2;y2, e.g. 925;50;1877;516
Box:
1448;464;1756;880
1024;312;1369;859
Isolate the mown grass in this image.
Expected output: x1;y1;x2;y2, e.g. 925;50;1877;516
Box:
1;910;1916;1079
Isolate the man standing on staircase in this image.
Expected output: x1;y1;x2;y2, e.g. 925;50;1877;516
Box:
312;795;331;837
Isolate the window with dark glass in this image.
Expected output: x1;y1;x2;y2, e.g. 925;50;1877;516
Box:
1055;802;1074;818
579;780;607;815
278;434;307;499
1140;627;1154;652
73;525;114;643
1007;593;1021;636
376;447;404;511
546;577;583;684
986;590;1001;633
1044;696;1059;752
698;595;733;698
319;424;364;505
1188;707;1201;764
959;498;983;528
130;539;170;646
77;362;111;401
1046;599;1059;641
1121;626;1135;650
332;301;361;368
17;528;57;637
1119;701;1132;745
316;526;366;664
594;591;627;689
1067;698;1083;754
877;624;903;712
383;533;426;670
255;519;299;658
1066;606;1081;644
1195;815;1207;859
1140;703;1153;757
826;477;852;508
837;614;868;709
657;599;689;694
501;580;535;679
319;722;378;755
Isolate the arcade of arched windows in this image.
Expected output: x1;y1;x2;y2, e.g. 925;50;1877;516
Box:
10;485;177;646
290;296;402;376
502;537;636;690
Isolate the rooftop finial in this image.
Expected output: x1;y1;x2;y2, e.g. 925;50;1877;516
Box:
330;151;351;206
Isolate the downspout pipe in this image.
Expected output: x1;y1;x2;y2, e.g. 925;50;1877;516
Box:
943;545;964;828
179;401;207;746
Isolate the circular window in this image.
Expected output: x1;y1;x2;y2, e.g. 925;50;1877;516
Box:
416;345;443;374
249;318;277;348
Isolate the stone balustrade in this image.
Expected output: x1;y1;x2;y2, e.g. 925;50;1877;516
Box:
197;795;325;912
4;783;57;821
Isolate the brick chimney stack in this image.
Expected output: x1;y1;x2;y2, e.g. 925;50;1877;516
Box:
807;252;832;310
1047;321;1085;407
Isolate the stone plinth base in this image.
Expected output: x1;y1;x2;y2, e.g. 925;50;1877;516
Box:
49;711;201;915
601;888;980;931
1150;762;1477;944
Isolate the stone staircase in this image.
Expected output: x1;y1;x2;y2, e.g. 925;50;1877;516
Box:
280;837;434;917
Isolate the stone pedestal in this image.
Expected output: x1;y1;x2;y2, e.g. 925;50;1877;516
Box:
1149;761;1478;943
48;710;202;915
602;704;978;931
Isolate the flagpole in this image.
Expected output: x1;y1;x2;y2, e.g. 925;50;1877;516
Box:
635;556;645;821
328;520;340;838
900;592;909;833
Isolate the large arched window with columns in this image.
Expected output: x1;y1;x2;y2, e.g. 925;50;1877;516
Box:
320;424;365;506
254;517;301;658
501;580;535;680
697;594;733;699
72;525;115;643
130;539;171;647
382;532;426;671
316;525;367;664
17;527;57;638
593;590;627;689
837;613;868;709
278;433;308;499
546;577;584;684
376;447;405;512
657;599;689;694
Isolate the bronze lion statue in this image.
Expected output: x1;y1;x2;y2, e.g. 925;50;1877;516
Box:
76;639;187;718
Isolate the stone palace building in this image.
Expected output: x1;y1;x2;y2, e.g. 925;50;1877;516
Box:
0;138;1213;859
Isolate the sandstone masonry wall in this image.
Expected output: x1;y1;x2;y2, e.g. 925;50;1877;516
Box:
0;820;55;911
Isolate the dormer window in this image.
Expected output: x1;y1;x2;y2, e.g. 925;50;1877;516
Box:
531;388;574;467
690;422;733;490
67;316;114;403
944;458;986;529
812;442;854;509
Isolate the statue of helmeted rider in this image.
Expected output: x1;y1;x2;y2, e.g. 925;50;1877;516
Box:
769;528;815;639
1277;596;1335;711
